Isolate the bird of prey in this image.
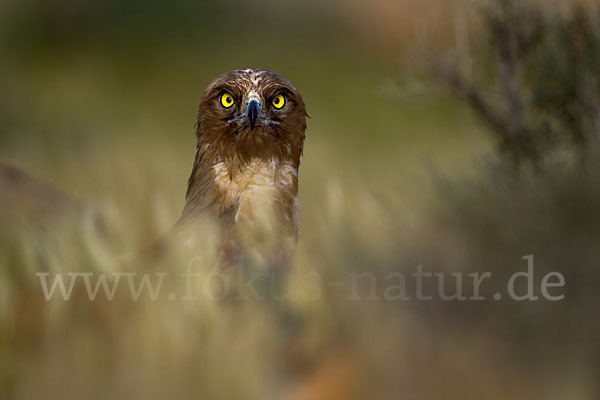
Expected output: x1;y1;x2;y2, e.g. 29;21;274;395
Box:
0;69;307;270
175;69;307;269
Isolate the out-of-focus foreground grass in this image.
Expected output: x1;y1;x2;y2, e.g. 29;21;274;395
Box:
1;1;599;399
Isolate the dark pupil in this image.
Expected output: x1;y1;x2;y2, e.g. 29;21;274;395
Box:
225;96;231;104
274;97;280;105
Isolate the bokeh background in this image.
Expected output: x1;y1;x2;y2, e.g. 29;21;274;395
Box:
1;0;599;399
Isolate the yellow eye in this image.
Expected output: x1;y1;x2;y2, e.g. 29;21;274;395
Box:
272;94;285;109
220;93;234;108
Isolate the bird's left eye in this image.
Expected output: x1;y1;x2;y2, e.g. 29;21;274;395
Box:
220;93;235;108
272;94;285;109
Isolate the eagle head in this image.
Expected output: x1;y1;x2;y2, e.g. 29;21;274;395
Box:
196;68;307;162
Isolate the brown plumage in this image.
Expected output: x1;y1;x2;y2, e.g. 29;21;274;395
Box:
176;69;307;268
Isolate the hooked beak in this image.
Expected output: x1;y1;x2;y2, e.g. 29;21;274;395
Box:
246;99;261;131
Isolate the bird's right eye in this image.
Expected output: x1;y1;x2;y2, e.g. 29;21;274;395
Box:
220;93;235;108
